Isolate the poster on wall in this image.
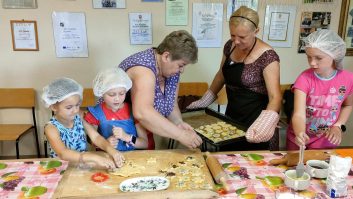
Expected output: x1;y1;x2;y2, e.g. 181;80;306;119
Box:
129;13;152;45
166;0;188;26
262;5;296;48
52;12;89;58
92;0;126;8
227;0;258;21
298;11;331;53
192;3;223;48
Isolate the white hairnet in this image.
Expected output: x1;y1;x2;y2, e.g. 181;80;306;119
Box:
93;67;132;97
305;29;346;70
42;77;83;108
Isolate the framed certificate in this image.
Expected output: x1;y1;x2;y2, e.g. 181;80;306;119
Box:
10;20;39;51
2;0;37;9
338;0;353;56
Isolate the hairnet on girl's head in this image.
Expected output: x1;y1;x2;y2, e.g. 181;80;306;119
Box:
42;77;83;108
304;29;346;70
93;67;132;97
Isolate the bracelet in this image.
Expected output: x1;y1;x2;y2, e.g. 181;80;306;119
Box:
130;135;137;144
77;152;93;170
78;152;87;169
78;152;85;165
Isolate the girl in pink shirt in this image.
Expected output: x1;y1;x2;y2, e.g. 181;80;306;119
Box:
287;29;353;150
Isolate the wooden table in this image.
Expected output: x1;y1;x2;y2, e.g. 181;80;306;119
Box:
1;150;218;199
207;150;353;199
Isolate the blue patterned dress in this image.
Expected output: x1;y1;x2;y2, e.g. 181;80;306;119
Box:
48;115;88;158
119;48;179;117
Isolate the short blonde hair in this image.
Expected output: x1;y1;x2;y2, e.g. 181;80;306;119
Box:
230;6;259;31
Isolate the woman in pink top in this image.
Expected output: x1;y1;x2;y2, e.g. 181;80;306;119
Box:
287;29;353;150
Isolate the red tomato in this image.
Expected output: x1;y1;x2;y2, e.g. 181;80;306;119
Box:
91;172;109;183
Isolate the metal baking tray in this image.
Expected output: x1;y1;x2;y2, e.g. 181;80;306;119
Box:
194;108;248;147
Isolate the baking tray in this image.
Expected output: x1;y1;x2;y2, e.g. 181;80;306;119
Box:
180;107;205;113
194;108;248;148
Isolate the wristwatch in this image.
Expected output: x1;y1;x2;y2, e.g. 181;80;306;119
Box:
130;135;137;144
335;124;347;133
340;124;347;133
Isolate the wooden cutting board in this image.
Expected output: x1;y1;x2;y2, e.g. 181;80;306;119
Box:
53;149;215;198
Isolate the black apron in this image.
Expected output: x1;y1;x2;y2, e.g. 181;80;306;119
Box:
221;39;270;150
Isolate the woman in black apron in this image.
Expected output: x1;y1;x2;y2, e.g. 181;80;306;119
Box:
188;6;282;151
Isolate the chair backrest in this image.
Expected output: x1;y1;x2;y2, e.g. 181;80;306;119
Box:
50;88;95;116
0;88;35;108
81;88;96;108
281;84;294;123
280;84;292;96
216;87;227;105
178;82;208;97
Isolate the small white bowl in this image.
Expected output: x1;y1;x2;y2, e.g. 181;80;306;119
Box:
284;170;311;191
306;160;329;179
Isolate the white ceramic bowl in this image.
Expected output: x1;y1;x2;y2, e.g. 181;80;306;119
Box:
306;160;329;179
284;170;311;191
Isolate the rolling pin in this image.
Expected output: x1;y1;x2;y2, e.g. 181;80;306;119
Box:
205;152;227;184
205;152;234;192
269;150;329;166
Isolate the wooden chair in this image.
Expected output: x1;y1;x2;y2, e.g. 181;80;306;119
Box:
280;84;292;96
0;88;40;159
178;82;208;97
168;82;208;149
44;88;95;157
81;88;96;109
216;87;227;112
269;84;293;151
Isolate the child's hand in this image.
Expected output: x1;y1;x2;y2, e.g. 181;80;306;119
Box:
107;136;118;148
93;155;116;170
295;132;309;147
111;151;125;168
325;126;342;145
112;126;130;142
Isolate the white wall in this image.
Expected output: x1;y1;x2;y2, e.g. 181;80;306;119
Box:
0;0;352;156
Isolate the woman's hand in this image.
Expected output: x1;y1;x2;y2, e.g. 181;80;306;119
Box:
107;135;118;148
177;121;193;131
295;132;309;147
110;151;125;168
186;89;216;109
325;126;342;145
177;130;202;149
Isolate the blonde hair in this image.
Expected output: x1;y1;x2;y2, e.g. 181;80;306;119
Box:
156;30;198;64
230;6;259;31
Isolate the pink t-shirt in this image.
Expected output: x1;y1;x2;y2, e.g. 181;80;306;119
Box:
287;69;353;150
